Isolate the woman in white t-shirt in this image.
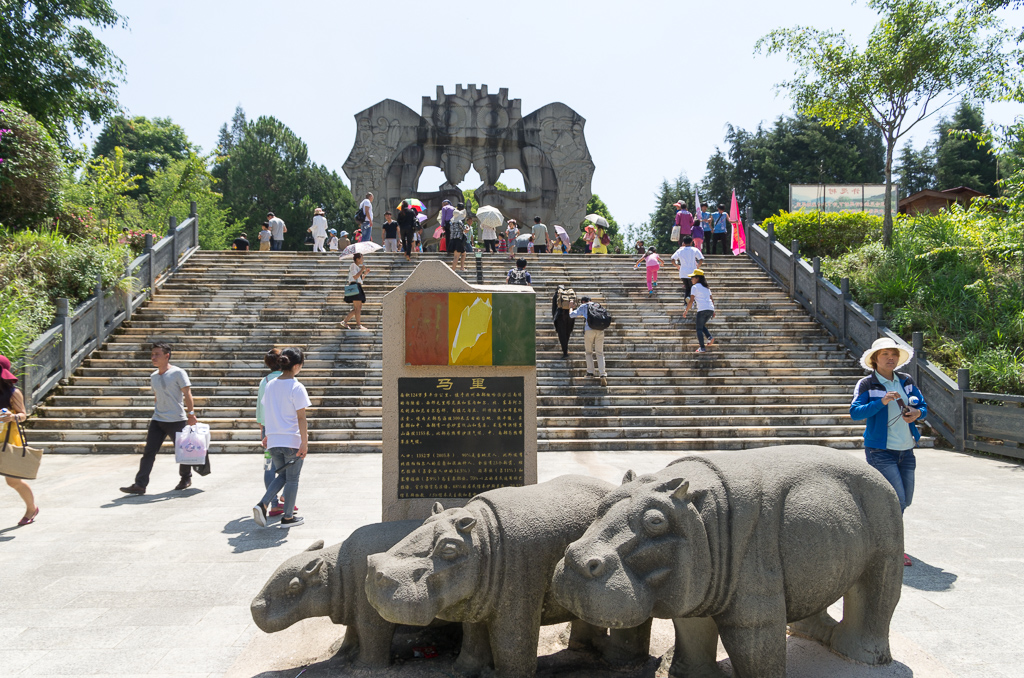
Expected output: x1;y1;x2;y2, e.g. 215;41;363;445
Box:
682;269;716;353
253;347;311;528
308;208;329;253
342;252;369;330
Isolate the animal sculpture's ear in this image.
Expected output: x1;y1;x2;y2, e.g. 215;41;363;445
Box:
306;540;325;552
622;470;637;484
305;558;325;576
432;502;445;515
456;516;477;534
658;478;690;502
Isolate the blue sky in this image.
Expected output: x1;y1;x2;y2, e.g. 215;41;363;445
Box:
92;0;1024;228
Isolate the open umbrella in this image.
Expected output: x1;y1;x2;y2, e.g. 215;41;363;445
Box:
339;241;383;258
398;198;426;212
585;213;610;229
417;213;428;223
476;205;504;230
553;225;571;248
433;225;445;239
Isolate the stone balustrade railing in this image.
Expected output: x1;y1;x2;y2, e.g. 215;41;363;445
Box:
746;221;1024;460
18;204;201;411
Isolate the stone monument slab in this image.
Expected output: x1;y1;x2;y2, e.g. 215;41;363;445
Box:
381;261;537;521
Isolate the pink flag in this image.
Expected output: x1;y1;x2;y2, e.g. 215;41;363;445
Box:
730;189;747;256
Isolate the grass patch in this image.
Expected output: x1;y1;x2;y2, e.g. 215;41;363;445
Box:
820;205;1024;395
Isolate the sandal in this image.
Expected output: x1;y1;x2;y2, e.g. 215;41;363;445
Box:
904;553;913;567
18;507;39;526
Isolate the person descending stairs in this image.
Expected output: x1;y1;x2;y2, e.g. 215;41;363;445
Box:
25;250;932;455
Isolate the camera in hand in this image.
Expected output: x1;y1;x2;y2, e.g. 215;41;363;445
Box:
901;395;920;417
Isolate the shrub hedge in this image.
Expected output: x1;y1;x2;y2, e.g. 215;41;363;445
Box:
762;210;883;259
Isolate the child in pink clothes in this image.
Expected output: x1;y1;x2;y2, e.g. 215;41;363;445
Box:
635;247;663;294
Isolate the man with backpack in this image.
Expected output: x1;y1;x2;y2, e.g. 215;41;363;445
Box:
551;285;577;358
506;258;532;285
569;296;611;386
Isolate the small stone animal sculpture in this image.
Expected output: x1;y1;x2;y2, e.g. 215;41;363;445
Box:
365;475;652;677
251;520;426;668
553;446;904;678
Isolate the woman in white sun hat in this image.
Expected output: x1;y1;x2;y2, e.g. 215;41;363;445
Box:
850;337;928;567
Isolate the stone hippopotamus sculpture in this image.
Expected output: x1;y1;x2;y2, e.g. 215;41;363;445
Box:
365;474;652;677
251;521;427;668
552;446;904;678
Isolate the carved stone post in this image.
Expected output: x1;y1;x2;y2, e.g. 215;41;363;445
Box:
168;216;178;273
790;240;800;302
957;368;971;451
57;298;71;384
912;331;924;382
840;278;850;351
190;200;198;249
872;303;884;339
812;257;821;323
94;274;103;350
766;223;775;274
144;233;155;296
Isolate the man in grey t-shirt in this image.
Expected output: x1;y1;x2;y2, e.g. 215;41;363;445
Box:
120;342;199;494
267;211;287;251
532;216;551;254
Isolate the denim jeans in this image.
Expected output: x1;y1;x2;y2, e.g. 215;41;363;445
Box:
259;447;303;519
695;310;714;349
270;239;283;251
865;447;916;513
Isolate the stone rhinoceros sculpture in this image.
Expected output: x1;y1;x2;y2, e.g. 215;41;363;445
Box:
365;475;652;677
552;446;904;678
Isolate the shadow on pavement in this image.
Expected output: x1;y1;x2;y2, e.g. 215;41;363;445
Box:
902;555;957;591
224;516;288;553
100;487;203;508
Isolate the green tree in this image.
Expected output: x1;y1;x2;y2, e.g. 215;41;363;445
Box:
144;153;232;251
222;115;356;249
701;116;884;220
934;100;999;194
757;0;1014;247
0;101;64;229
895;142;937;195
93;115;192;198
68;146;141;245
212;105;247;201
0;0;126;153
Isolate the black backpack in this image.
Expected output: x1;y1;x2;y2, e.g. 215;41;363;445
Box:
354;207;365;223
587;302;612;330
507;269;529;285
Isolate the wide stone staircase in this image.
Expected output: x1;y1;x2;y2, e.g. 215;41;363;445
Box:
29;250;924;454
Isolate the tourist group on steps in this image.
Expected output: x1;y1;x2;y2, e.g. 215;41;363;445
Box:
4;190;927;570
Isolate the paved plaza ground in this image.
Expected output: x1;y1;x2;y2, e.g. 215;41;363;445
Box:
1;448;1021;677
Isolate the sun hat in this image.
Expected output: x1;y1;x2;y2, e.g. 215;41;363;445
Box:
584;224;596;232
328;228;337;234
688;268;705;277
0;355;17;382
314;207;324;215
673;202;682;207
860;337;913;372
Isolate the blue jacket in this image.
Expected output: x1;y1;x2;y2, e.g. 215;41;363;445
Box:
850;371;928;450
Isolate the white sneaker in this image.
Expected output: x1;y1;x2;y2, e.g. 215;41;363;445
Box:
252;504;268;528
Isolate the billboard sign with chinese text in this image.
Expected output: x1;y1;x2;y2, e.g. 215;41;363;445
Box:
789;184;897;217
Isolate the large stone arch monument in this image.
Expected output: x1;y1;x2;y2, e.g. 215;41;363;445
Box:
342;85;595;242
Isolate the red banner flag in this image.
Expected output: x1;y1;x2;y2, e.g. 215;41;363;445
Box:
730;189;746;256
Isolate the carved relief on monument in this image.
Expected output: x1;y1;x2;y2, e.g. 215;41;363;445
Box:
342;85;595;242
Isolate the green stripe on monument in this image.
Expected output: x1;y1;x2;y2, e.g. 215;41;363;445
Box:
491;293;535;366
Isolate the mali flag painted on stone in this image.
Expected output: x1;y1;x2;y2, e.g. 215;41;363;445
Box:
405;292;535;366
